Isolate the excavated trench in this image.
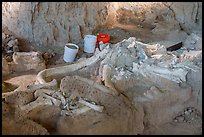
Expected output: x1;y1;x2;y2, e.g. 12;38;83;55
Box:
2;2;202;135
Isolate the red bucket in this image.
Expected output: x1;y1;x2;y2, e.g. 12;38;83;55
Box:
97;34;110;50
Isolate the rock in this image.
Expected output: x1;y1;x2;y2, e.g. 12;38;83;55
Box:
77;57;87;62
186;108;193;113
184;110;190;115
28;105;61;132
2;117;49;135
69;24;82;44
170;2;201;33
2;2;110;53
183;33;202;50
186;69;202;111
12;51;46;72
4;90;34;106
2;33;6;40
152;20;181;36
2;57;10;76
2;32;20;56
175;116;185;122
132;62;188;83
7;39;18;48
42;51;55;64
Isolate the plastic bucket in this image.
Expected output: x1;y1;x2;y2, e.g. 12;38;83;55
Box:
84;35;97;53
63;43;79;63
97;34;110;44
97;34;110;50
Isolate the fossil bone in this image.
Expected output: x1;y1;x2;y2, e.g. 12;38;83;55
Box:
78;98;104;112
34;90;61;106
52;91;66;106
36;46;110;87
20;96;53;113
61;106;91;116
34;89;56;96
27;79;58;92
72;75;118;96
102;64;118;94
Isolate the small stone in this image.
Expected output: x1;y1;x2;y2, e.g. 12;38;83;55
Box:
184;110;190;115
7;40;16;47
77;57;87;62
2;33;6;40
7;50;13;54
174;119;178;122
187;108;192;113
175;116;185;122
183;119;188;123
5;55;13;62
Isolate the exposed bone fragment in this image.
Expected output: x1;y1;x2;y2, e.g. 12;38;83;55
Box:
78;98;104;112
173;60;201;72
36;46;110;85
52;91;66;106
132;63;188;83
12;51;46;73
71;106;92;115
20;96;53;113
61;106;91;116
73;75;118;96
27;79;58;92
102;64;118;94
34;90;61;106
34;89;56;96
99;50;114;79
179;50;202;62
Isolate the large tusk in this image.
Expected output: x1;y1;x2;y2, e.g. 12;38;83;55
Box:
36;46;110;85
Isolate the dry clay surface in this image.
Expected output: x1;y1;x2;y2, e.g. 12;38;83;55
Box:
2;75;144;135
2;38;202;135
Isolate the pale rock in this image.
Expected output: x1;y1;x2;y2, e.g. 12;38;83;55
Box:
2;33;6;40
183;33;202;50
12;51;46;73
2;57;10;76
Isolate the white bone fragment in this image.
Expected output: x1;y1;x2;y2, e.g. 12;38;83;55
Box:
62;102;69;109
27;79;58;92
78;98;104;112
173;61;201;72
61;109;72;116
132;63;188;83
71;106;92;115
99;50;114;79
34;89;56;96
34;90;61;106
52;91;66;106
20;96;53;113
36;46;110;85
102;64;118;94
61;106;91;116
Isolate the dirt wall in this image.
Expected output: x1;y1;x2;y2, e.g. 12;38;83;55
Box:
2;2;202;53
2;2;110;53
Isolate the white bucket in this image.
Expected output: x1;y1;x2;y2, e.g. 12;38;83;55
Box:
84;35;97;53
63;43;79;63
